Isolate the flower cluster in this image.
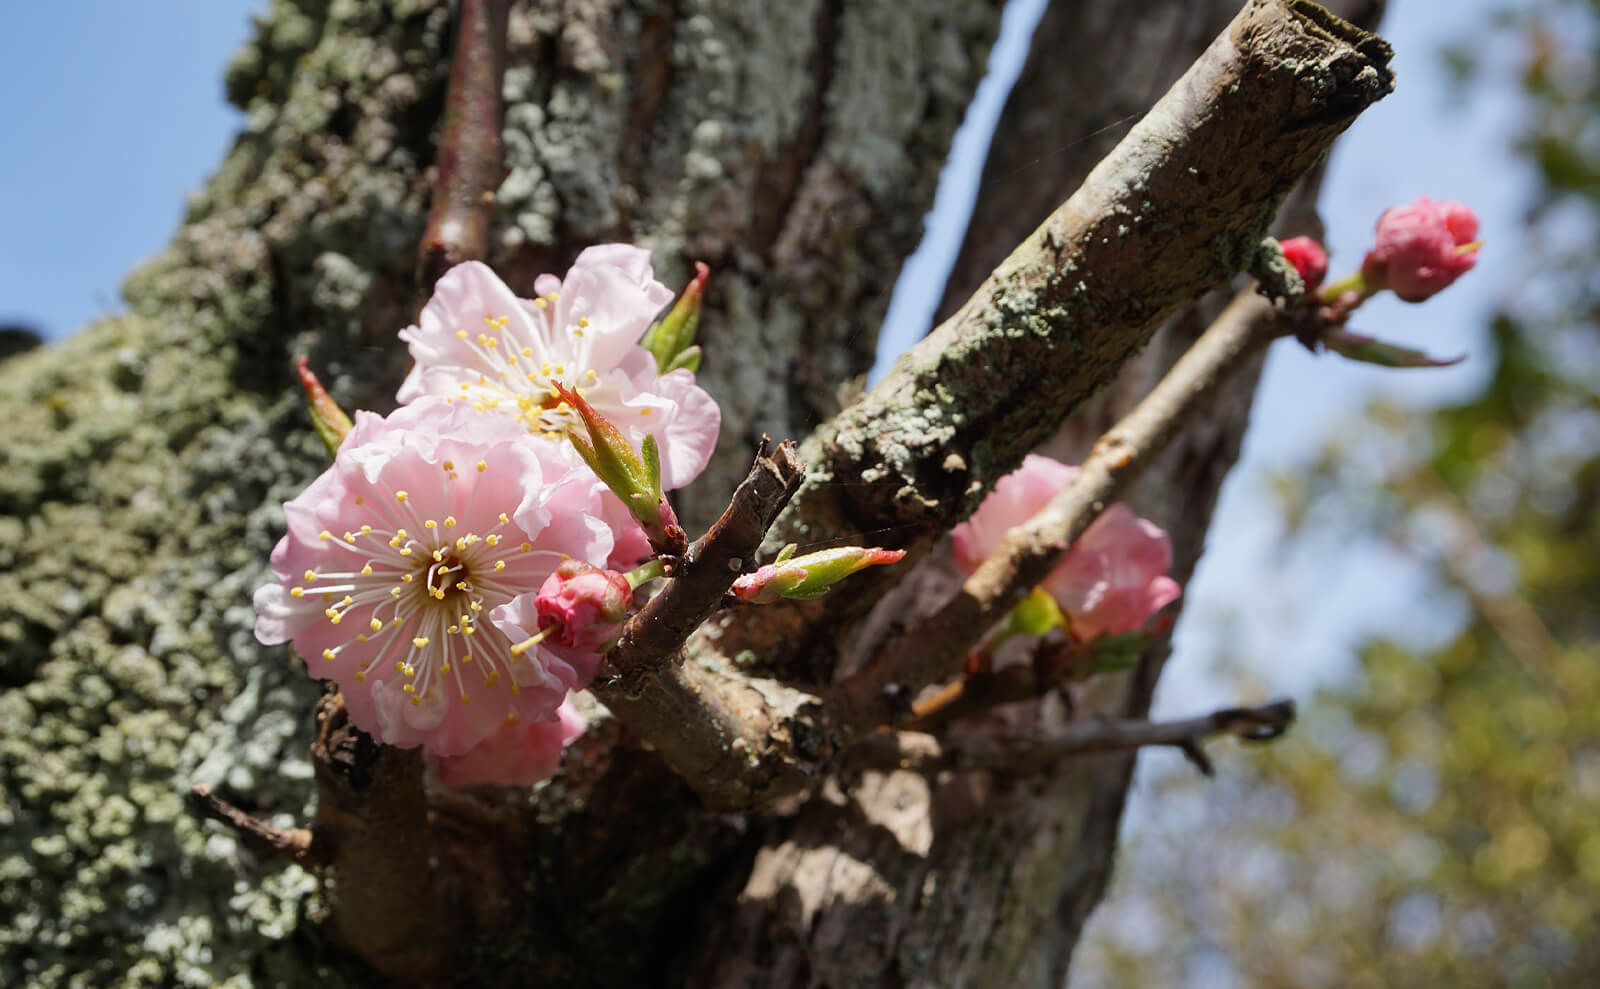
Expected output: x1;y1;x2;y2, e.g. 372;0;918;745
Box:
951;455;1181;643
255;248;719;785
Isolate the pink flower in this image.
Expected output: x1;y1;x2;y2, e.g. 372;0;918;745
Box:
252;398;615;756
1279;236;1328;293
397;250;721;493
951;454;1182;641
529;560;633;653
429;696;586;788
1361;197;1480;302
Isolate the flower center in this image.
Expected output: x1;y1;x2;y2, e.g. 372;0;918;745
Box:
446;311;602;441
294;459;559;715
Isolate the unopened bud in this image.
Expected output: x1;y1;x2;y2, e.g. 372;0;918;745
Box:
552;382;685;555
642;262;708;374
295;356;352;458
730;545;906;605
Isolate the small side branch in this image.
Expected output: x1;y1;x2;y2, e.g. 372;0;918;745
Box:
417;0;511;291
834;289;1285;734
600;438;805;685
186;783;325;868
846;699;1297;777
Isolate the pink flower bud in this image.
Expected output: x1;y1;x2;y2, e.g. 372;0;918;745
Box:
532;559;633;652
1278;236;1328;293
730;546;907;605
1360;197;1480;303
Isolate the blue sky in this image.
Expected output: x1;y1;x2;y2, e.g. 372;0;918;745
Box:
2;0;1527;708
0;2;261;339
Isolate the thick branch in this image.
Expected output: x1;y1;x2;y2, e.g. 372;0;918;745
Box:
417;0;511;290
834;289;1282;732
845;699;1297;776
719;0;1393;673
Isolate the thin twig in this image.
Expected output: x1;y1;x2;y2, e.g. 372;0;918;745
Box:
186;783;325;867
417;0;512;292
845;699;1297;777
833;289;1287;734
598;438;805;686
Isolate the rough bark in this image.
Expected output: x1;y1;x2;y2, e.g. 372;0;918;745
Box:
0;1;1384;987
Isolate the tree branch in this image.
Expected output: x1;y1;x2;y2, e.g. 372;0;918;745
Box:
716;0;1393;676
186;783;325;868
845;699;1297;777
833;288;1284;733
417;0;511;291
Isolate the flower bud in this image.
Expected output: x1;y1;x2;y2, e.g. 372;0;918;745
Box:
552;382;685;555
641;262;709;374
730;545;906;605
295;355;352;457
1278;236;1329;294
1360;197;1481;302
529;560;634;653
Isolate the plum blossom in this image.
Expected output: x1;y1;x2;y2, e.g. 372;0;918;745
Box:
252;397;616;757
1361;197;1480;302
952;454;1181;641
429;696;586;788
397;248;720;492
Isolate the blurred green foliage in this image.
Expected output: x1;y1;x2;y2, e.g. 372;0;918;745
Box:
1074;2;1600;985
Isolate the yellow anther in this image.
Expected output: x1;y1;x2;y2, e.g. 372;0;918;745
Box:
360;524;372;535
360;564;373;576
411;636;429;649
409;696;421;706
403;663;417;676
486;534;501;546
425;519;438;529
322;648;336;661
459;694;471;705
304;570;318;582
520;541;533;552
462;654;473;663
355;671;367;681
318;530;332;541
485;671;500;687
329;615;343;626
343;532;356;544
443;460;454;471
401;573;414;583
444;516;457;528
355;495;365;505
403;683;415;694
370;618;383;633
441;662;452;673
390;587;403;598
456;329;469;339
395;490;408;502
497;513;510;525
494;560;506;572
505;712;521;724
577;316;590;328
534;297;548;310
520;347;533;357
585;369;597;383
476;460;487;472
394;661;407;672
640;408;653;416
432;549;445;562
290;587;305;599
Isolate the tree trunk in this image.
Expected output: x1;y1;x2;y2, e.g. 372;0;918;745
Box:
0;0;1379;985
